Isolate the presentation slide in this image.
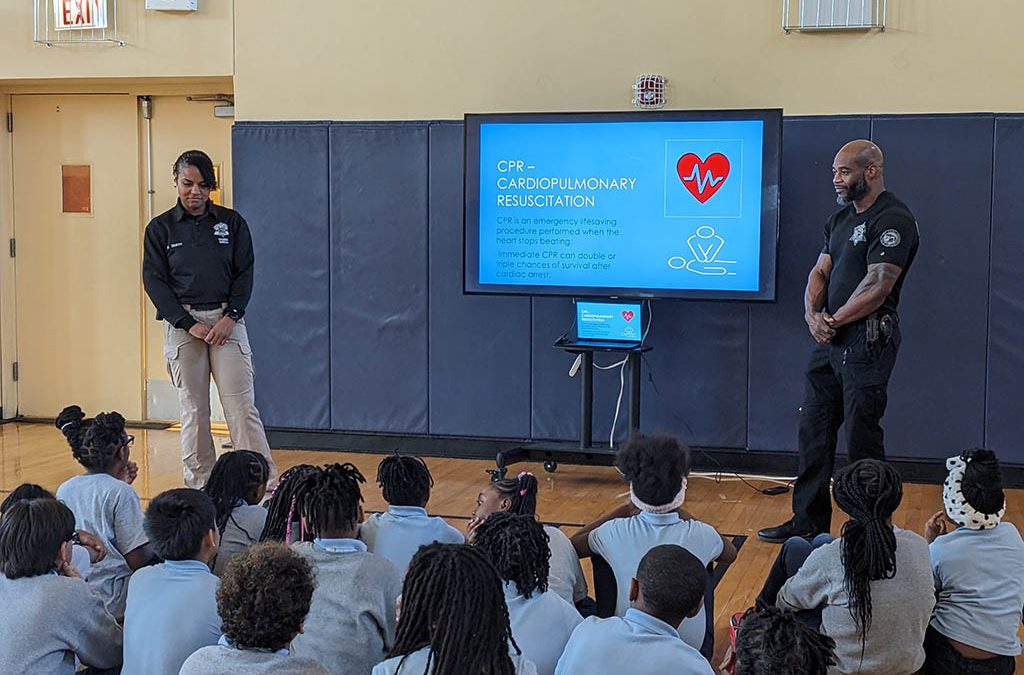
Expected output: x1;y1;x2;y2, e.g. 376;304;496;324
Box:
474;119;766;293
576;301;642;341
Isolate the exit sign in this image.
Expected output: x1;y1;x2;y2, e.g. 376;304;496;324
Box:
54;0;108;31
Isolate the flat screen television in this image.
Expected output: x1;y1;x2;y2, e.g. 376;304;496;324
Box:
464;109;782;300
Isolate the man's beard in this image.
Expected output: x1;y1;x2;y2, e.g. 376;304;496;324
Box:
837;175;870;205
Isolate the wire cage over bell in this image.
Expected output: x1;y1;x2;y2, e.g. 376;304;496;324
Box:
632;75;667;109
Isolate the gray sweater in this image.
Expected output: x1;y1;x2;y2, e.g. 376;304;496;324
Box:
0;573;123;674
778;528;935;675
179;645;330;675
291;540;402;675
212;503;267;576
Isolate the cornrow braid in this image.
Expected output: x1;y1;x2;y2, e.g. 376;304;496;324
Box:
390;543;519;675
260;464;319;542
735;606;836;675
297;463;365;538
57;406;127;471
376;453;433;507
472;511;550;599
489;472;539;516
832;459;903;653
203;450;270;534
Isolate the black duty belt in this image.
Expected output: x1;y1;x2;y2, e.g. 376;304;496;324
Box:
190;302;224;311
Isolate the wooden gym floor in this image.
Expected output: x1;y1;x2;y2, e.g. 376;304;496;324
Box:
2;421;1021;669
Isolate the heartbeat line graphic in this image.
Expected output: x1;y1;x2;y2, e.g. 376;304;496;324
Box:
683;166;725;194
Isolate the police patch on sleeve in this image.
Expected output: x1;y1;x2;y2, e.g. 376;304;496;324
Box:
880;229;901;247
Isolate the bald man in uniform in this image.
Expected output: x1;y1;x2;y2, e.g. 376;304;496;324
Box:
759;140;920;542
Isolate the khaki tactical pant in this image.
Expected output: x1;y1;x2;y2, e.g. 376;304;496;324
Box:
164;306;278;489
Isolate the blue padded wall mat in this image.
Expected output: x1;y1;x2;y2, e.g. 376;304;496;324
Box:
427;122;533;438
639;301;748;449
232;122;332;430
748;117;872;453
986;116;1024;464
328;124;430;433
870;115;992;459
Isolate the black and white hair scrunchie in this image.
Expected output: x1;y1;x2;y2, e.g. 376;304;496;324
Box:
942;454;1005;530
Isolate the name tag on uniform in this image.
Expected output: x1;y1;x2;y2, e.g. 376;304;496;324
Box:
168;242;183;250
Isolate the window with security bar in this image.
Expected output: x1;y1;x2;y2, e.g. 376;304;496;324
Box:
782;0;887;33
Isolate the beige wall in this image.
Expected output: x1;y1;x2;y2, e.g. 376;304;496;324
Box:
0;1;232;81
234;0;1024;121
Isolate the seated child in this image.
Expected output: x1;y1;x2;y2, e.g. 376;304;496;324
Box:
734;606;836;675
359;453;463;574
555;544;714;675
922;448;1024;675
571;435;736;649
260;463;320;543
474;511;583;675
768;459;934;675
55;405;153;619
289;463;403;675
0;498;122;674
373;543;538;675
470;471;589;608
123;488;222;675
179;542;329;675
1;483;102;579
202;450;270;575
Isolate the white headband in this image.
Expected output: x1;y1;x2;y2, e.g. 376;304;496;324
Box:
630;477;687;514
942;454;1005;530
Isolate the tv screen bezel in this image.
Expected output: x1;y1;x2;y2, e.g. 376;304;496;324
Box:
463;108;782;301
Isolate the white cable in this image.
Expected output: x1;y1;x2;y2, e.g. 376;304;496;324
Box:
609;359;626;448
689;471;796;486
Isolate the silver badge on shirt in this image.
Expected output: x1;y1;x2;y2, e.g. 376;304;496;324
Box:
849;222;866;246
213;222;230;245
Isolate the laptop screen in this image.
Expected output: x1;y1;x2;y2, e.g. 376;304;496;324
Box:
575;300;643;342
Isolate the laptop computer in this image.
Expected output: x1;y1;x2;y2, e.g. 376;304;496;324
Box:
555;299;644;349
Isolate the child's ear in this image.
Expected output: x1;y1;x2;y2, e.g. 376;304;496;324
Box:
54;540;72;569
686;595;703;619
499;498;513;512
358;504;365;523
206;527;220;550
628;578;639;603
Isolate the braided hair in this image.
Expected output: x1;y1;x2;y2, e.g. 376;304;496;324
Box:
296;463;365;538
390;543;519;675
260;464;319;542
614;435;690;505
489;472;539;516
377;453;433;507
203;451;270;534
56;405;128;472
473;511;550;599
735;606;836;675
832;459;903;648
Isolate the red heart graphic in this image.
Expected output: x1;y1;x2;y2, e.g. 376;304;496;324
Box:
621;310;634;322
676;152;730;204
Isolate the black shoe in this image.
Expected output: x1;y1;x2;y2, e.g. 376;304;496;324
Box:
757;519;817;543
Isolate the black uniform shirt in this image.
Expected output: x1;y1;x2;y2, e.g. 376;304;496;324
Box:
142;200;255;331
823;191;919;316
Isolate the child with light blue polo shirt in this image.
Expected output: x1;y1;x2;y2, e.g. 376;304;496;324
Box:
571;435;736;651
555;544;714;675
359;453;463;575
289;463;403;675
122;488;222;675
923;449;1024;675
474;512;583;675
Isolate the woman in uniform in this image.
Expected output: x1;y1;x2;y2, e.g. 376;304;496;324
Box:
143;150;276;488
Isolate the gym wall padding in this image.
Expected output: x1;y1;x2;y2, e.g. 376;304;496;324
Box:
427;122;533;438
233;114;1024;466
987;116;1024;464
232;123;332;430
328;124;430;434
